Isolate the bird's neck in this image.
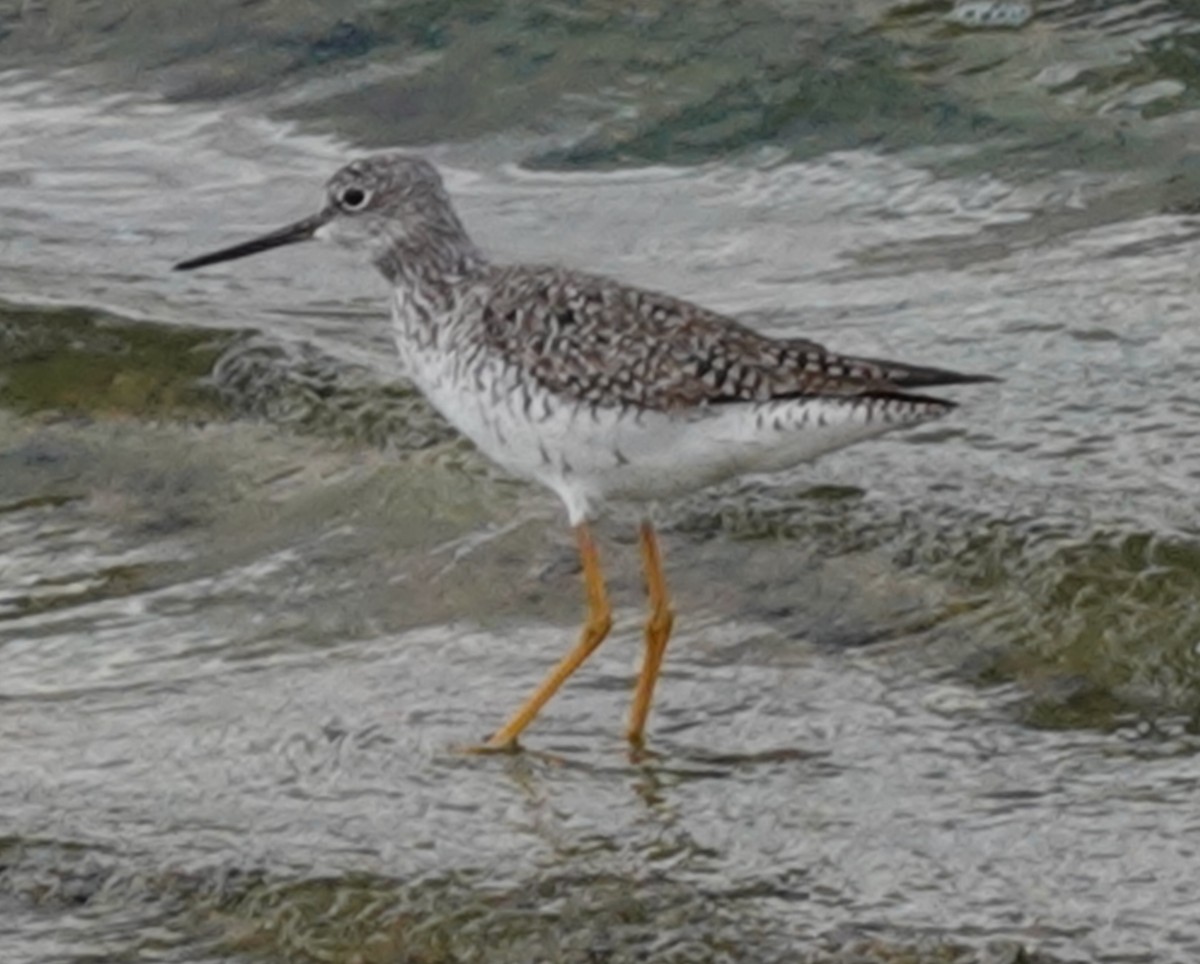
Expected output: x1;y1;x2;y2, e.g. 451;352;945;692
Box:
372;221;487;312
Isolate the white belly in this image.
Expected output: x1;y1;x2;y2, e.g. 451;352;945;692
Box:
391;302;943;525
534;394;935;523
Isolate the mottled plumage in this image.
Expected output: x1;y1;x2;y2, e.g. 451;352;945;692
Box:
176;153;995;751
476;264;983;412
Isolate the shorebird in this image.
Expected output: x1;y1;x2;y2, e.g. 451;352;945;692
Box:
176;154;994;751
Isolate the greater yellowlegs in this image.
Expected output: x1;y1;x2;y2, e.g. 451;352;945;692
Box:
176;154;994;750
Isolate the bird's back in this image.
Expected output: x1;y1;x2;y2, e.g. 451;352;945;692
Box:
473;263;990;414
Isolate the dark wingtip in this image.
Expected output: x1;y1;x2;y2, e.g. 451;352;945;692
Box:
858;356;1001;389
857;371;999;412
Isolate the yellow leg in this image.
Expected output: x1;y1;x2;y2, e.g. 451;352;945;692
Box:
627;520;675;746
486;523;613;749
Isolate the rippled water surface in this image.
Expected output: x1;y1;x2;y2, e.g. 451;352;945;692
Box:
3;3;1200;962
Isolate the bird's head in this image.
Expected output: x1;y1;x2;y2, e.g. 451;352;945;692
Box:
175;153;476;275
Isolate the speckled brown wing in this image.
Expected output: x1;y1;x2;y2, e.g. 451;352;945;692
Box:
479;265;992;412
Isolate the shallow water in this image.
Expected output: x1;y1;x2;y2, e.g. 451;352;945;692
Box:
3;2;1200;962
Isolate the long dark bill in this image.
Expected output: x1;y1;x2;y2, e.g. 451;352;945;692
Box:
174;211;330;271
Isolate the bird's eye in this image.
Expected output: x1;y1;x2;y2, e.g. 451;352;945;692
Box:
338;186;370;211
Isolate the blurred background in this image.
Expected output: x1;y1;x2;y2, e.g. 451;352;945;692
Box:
2;2;1199;961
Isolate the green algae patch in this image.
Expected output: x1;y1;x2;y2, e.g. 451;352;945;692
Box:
0;0;996;168
0;841;1065;964
906;523;1200;732
680;489;1200;734
300;1;985;168
958;529;1200;732
196;870;1059;964
0;305;456;450
0;303;236;420
208;338;456;452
